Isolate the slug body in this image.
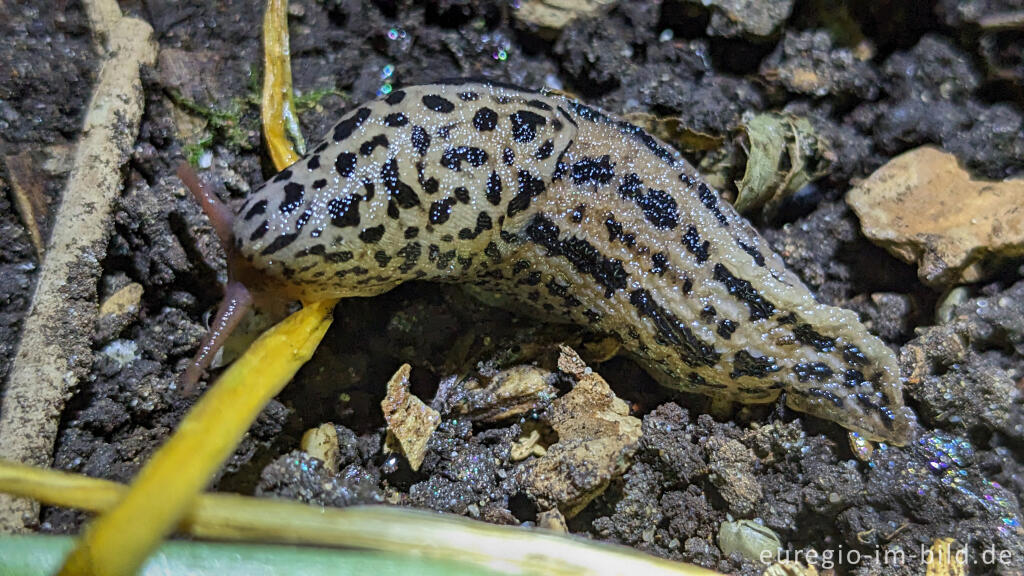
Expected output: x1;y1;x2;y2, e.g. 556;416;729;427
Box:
213;80;913;444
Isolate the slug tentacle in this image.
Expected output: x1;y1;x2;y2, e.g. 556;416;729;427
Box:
180;280;253;395
178;165;259;394
189;80;916;443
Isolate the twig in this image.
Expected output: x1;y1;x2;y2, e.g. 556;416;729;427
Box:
0;0;156;533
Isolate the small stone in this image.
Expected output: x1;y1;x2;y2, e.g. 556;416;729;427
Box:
99;282;144;318
301;423;340;473
514;0;618;37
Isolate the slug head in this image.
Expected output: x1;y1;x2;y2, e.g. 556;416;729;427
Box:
177;164;294;394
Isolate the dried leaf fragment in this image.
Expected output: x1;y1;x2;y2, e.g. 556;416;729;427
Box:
435;365;558;422
382;364;440;471
515;347;641;517
734;112;832;217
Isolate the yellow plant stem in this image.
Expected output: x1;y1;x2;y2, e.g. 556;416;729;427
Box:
57;299;337;576
0;461;720;576
262;0;304;168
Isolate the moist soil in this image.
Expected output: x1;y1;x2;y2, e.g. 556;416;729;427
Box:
2;1;1024;575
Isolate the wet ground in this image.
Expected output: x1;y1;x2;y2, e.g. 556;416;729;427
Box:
2;1;1023;574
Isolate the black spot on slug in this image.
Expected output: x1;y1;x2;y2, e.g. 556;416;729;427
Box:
244;199;267;221
510;110;546;143
485;171;502;205
397;242;422;273
698;183;729;226
279;182;304;214
506;170;546;217
717;319;737;339
809;388;844;408
730;350;780;379
381;158;420;208
422;94;455;113
260;232;299;255
713;263;776;321
335;152;357;178
793;362;834;382
843;346;868;366
429;197;457;224
383;112;408;127
571;156;615;186
534;139;554;160
273;169;292;183
358;133;385;153
411;125;431;156
332;107;371;142
250;220;269;241
628;289;720;368
682;226;710;264
618;174;678;229
307;155;321;170
526;214;627;298
473;107;498;131
327;195;361;228
294;210;312;231
440;146;489;171
385;90;406;105
458;91;479;101
793;324;836;352
359;225;386;244
737;240;766;267
651;252;668;275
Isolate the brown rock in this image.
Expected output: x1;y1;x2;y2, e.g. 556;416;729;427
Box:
847;146;1024;287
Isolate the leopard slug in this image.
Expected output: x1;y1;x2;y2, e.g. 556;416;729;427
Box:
181;79;916;444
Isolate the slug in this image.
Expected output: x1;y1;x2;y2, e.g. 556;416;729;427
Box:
179;79;916;445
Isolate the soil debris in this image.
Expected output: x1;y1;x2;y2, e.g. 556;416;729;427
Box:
848;146;1024;287
301;422;341;474
678;0;794;38
432;365;558;423
707;438;762;517
515;347;642;517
